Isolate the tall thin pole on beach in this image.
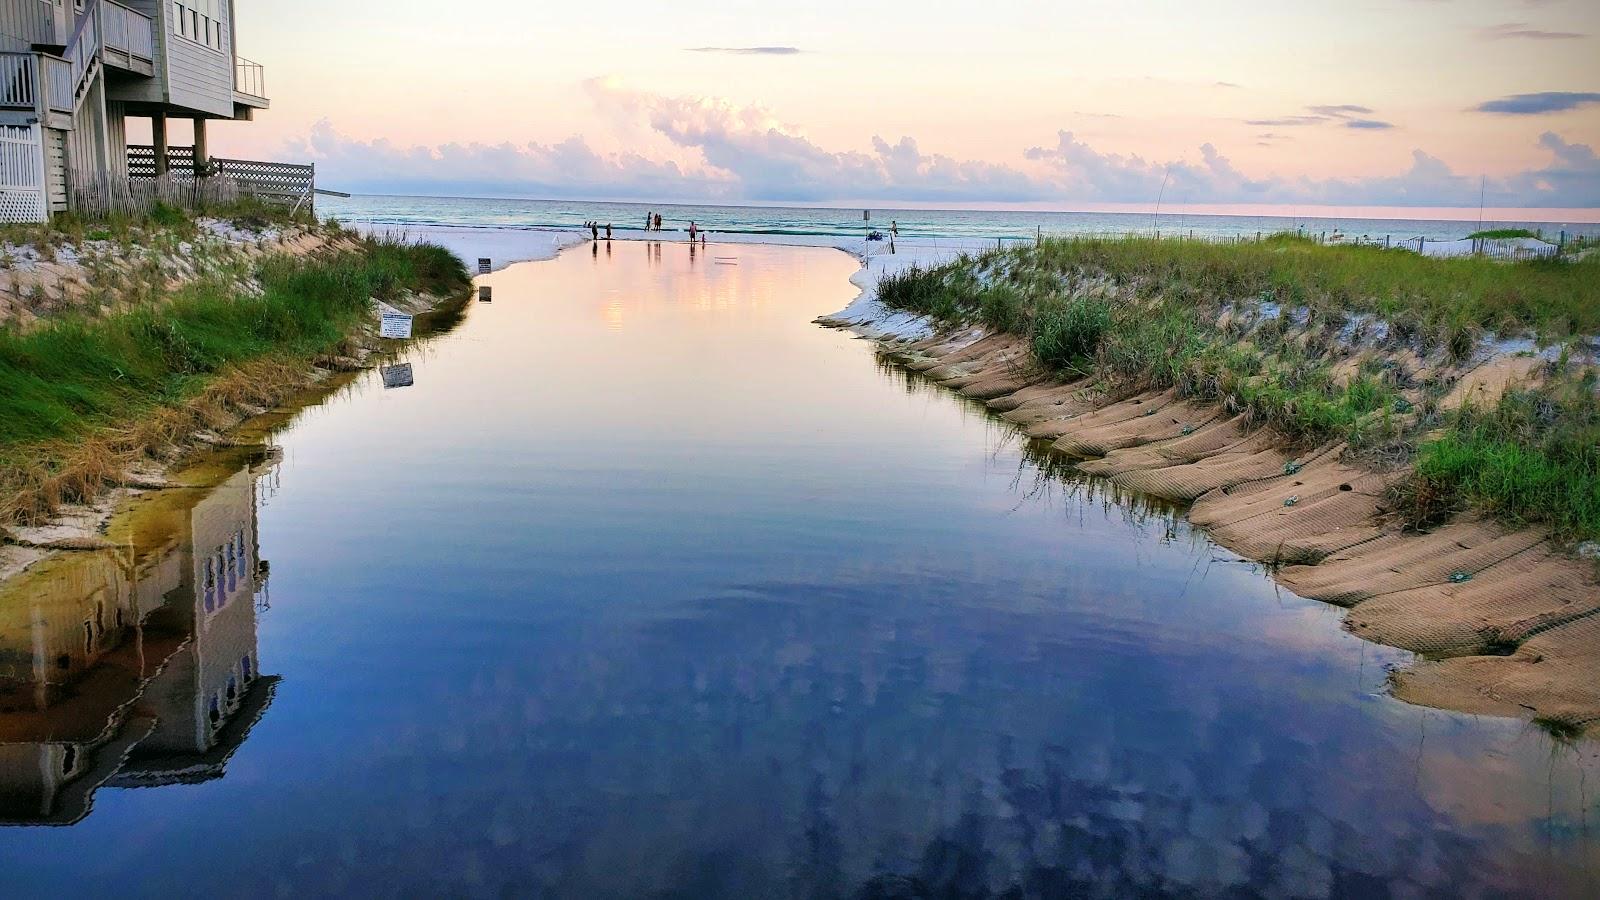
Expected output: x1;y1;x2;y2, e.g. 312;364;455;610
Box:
1151;166;1172;236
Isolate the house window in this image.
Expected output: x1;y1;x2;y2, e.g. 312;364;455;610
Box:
174;0;225;52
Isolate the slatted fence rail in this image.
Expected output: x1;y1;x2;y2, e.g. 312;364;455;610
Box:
0;52;36;109
70;171;241;218
82;146;316;217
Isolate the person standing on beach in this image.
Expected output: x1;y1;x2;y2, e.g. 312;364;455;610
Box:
646;213;652;232
689;221;698;243
654;213;662;232
605;223;613;240
891;220;899;237
590;222;598;242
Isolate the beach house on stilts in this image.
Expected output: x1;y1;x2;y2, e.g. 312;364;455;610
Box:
0;0;311;223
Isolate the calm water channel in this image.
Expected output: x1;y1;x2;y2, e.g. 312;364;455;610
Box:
1;243;1596;897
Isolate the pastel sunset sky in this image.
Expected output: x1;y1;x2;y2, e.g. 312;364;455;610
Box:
202;0;1600;209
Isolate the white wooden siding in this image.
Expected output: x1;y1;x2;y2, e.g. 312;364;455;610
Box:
105;0;237;116
65;75;107;183
43;125;66;211
105;97;126;176
164;0;232;116
0;0;58;51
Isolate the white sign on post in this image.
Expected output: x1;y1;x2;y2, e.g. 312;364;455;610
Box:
378;304;413;340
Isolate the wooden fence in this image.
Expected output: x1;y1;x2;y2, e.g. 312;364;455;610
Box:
76;146;317;217
70;171;241;218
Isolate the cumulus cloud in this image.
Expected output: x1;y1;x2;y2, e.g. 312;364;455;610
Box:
290;84;1599;208
286;121;730;201
688;46;801;55
1478;22;1584;40
1475;91;1600;114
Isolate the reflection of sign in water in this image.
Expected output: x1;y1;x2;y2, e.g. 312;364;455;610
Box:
378;307;413;339
478;286;492;302
381;363;414;389
478;258;492;273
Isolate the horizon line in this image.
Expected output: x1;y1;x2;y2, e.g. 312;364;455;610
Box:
323;191;1600;226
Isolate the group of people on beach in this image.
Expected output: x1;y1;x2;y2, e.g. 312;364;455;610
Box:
624;211;706;246
582;214;710;245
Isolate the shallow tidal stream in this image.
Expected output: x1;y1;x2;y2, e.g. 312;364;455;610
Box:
1;242;1595;897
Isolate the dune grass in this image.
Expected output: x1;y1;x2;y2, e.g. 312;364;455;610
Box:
1466;228;1538;240
1397;375;1600;542
1021;234;1598;338
0;236;469;519
875;235;1600;543
876;245;1410;446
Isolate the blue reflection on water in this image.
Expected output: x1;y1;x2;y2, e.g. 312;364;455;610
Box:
0;244;1594;897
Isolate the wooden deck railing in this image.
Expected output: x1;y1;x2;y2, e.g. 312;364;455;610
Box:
0;51;72;115
63;1;100;102
41;54;71;113
0;53;36;110
235;57;266;99
102;0;155;62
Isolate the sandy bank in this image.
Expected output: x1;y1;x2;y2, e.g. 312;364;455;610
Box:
0;220;336;330
818;261;1600;736
0;262;466;584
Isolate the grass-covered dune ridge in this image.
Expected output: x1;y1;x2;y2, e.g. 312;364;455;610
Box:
882;234;1600;340
873;235;1600;544
834;234;1600;731
0;234;470;526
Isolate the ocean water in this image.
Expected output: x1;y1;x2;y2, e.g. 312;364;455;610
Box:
1;243;1595;896
321;194;1600;245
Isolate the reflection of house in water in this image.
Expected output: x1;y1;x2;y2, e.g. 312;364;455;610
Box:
0;455;280;825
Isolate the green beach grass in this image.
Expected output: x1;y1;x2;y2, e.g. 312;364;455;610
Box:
875;235;1600;543
0;234;469;524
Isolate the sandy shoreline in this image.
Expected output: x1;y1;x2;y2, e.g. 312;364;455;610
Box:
817;272;1600;735
0;275;466;584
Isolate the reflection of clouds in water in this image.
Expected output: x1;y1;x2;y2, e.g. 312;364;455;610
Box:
224;575;1594;896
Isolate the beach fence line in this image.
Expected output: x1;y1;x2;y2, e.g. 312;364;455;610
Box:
69;146;317;217
863;226;1570;263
